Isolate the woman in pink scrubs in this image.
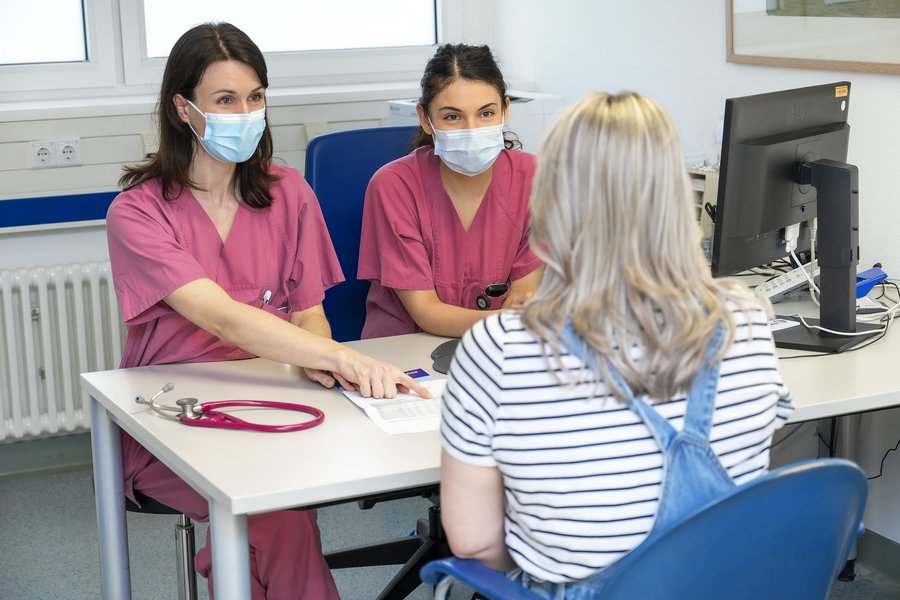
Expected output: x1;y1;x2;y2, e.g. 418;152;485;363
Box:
106;23;426;599
358;44;544;339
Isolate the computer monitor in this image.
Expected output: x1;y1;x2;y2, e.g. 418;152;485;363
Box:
711;81;880;352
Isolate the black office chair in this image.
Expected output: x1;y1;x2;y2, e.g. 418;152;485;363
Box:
126;491;198;600
305;126;452;599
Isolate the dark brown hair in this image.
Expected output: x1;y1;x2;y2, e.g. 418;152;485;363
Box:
414;43;521;150
119;22;278;208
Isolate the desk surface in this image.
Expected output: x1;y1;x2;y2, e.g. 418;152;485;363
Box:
765;295;900;423
81;332;449;516
82;311;900;514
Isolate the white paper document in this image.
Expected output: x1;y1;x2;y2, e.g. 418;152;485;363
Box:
769;317;802;332
341;379;447;435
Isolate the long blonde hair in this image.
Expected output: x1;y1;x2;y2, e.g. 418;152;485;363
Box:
521;92;759;402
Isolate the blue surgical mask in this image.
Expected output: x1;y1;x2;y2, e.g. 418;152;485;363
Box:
429;117;506;176
185;99;266;164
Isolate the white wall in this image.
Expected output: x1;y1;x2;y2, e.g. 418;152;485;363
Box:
488;0;900;545
0;85;418;270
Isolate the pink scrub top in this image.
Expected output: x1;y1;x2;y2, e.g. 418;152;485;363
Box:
357;146;542;339
107;164;343;368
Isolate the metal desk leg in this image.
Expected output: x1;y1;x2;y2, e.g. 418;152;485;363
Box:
209;501;251;600
90;396;132;599
835;414;861;580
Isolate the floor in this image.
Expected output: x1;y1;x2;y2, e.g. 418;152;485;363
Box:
0;464;472;600
1;438;899;600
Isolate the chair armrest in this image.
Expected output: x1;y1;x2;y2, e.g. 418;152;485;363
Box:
420;558;544;600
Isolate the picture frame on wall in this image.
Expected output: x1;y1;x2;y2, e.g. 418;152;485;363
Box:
727;0;900;74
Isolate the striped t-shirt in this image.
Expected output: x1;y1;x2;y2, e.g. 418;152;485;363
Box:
440;305;793;583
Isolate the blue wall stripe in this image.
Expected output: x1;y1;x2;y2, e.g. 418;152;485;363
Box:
0;192;118;228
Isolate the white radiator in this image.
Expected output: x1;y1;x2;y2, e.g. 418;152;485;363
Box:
0;261;123;442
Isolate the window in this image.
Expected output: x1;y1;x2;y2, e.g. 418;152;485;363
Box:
0;1;87;65
142;0;436;57
1;0;448;100
121;0;438;87
0;0;118;95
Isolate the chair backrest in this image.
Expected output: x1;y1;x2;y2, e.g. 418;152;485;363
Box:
421;459;867;600
598;458;867;600
305;125;419;342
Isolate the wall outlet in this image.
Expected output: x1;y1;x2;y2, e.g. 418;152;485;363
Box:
28;137;82;169
54;138;82;166
28;141;56;168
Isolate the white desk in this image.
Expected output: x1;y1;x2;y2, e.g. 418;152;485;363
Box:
84;313;900;599
83;332;448;600
768;295;900;422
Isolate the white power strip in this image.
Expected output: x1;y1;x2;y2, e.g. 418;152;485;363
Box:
756;261;819;303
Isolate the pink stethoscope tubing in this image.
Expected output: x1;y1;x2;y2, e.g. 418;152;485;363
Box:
182;399;323;432
136;383;324;433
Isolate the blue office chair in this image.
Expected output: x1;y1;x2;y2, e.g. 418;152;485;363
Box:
304;125;450;598
421;459;867;600
304;125;419;342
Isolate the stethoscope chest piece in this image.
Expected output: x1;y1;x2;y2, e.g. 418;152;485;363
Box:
175;397;202;419
136;383;324;432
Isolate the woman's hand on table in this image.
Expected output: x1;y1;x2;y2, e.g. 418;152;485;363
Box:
329;349;432;399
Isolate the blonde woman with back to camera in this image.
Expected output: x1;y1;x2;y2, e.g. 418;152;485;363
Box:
438;92;794;597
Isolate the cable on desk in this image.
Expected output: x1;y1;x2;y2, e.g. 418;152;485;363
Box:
789;313;889;339
779;352;831;360
845;321;891;352
780;317;891;359
874;279;900;303
778;313;893;360
866;437;900;481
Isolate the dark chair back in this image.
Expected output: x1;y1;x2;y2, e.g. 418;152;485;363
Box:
304;125;419;342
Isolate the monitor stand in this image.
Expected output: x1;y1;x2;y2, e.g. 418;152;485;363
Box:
773;159;882;353
773;315;882;353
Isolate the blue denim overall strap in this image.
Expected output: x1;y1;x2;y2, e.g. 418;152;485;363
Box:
558;321;734;537
511;323;735;600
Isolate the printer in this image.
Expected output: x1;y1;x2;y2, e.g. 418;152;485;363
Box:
386;89;565;154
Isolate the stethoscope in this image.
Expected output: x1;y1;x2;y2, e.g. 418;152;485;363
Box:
135;383;324;433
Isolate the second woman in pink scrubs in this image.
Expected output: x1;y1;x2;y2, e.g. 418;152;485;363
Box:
358;44;543;339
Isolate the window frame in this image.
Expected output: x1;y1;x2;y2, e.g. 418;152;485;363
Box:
0;0;119;94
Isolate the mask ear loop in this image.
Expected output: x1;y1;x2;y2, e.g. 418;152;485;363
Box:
181;98;229;164
179;98;204;140
426;115;438;145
